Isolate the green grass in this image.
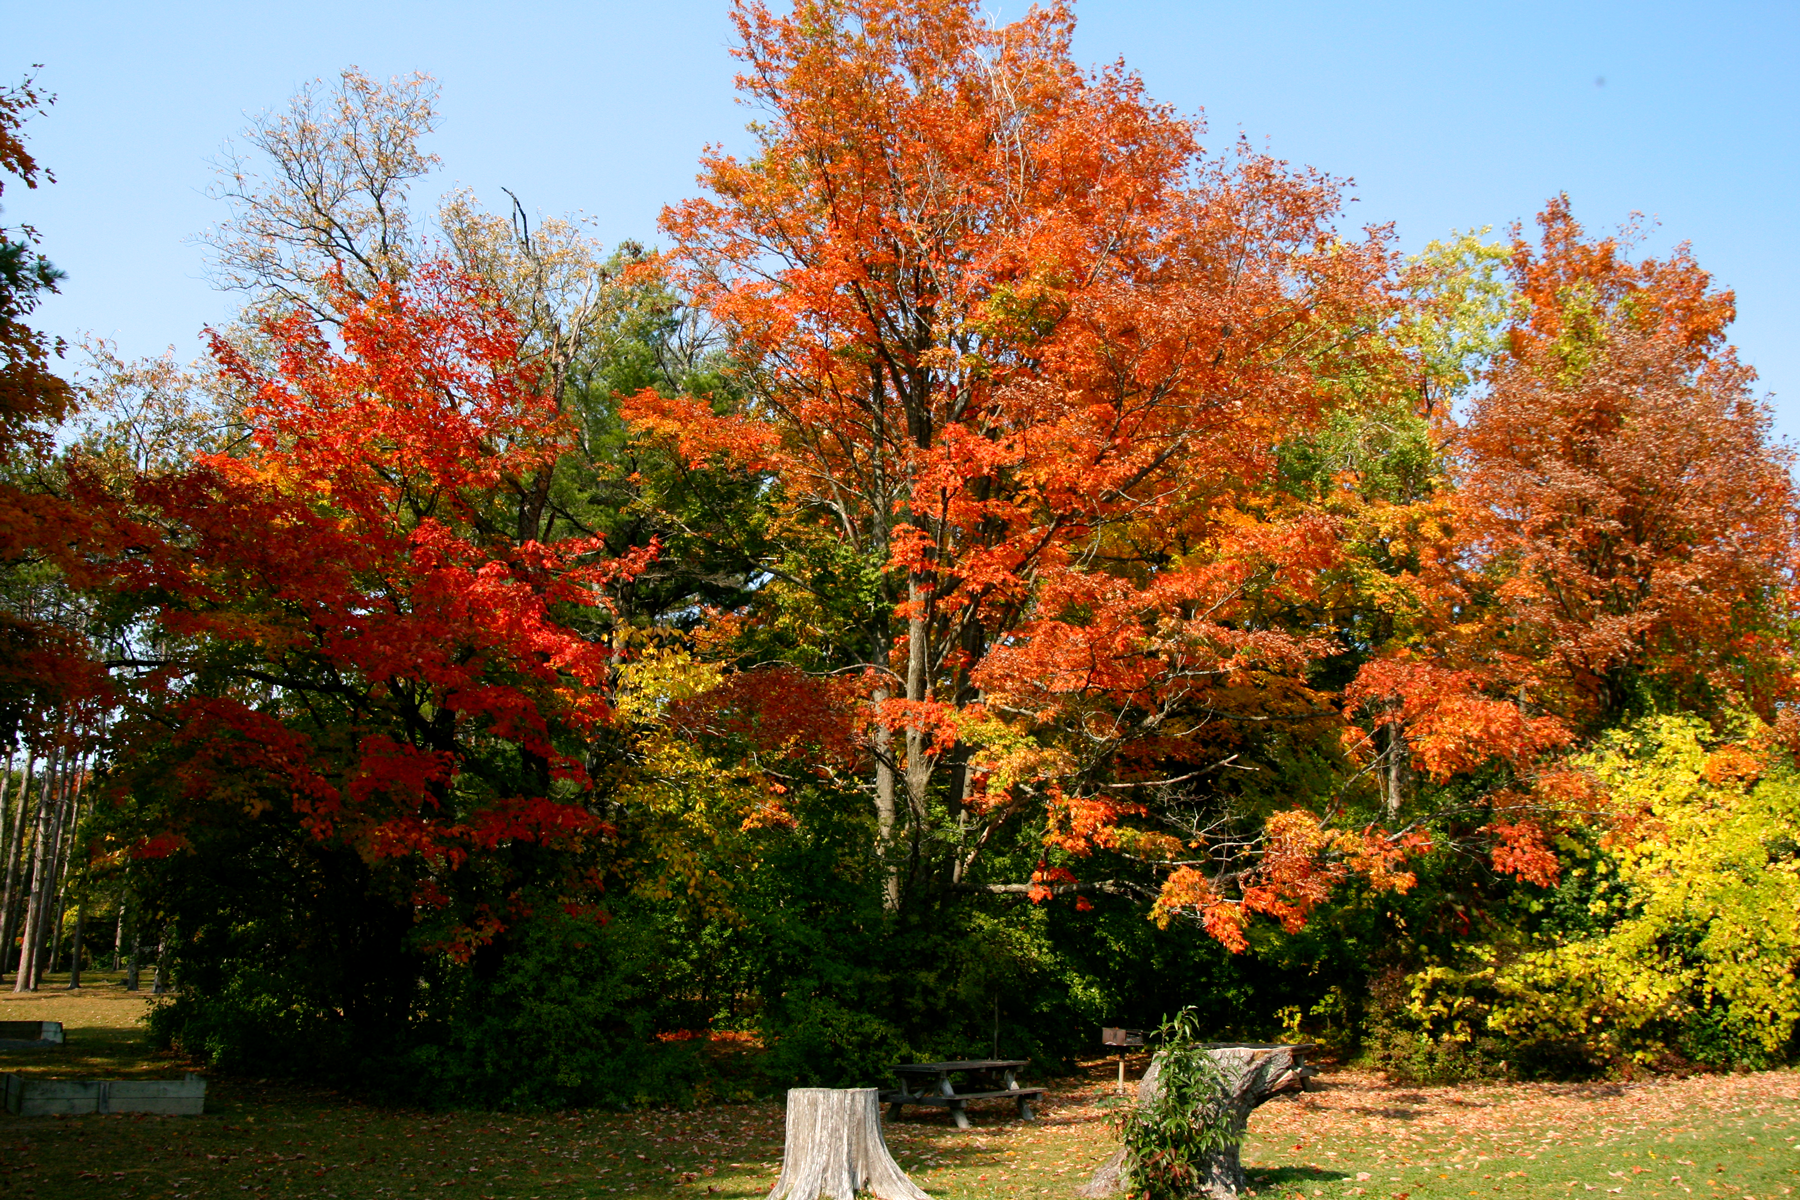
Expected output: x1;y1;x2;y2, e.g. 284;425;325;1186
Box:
1236;1072;1800;1199
3;980;1798;1199
0;971;173;1084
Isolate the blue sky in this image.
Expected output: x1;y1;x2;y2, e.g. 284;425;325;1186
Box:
8;1;1797;436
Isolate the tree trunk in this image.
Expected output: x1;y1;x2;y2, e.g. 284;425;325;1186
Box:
870;686;901;911
0;746;14;907
56;769;93;988
29;757;76;988
899;578;938;893
65;892;87;988
0;748;33;985
152;929;169;994
1383;721;1408;820
1079;1045;1312;1200
125;925;141;991
13;749;59;992
45;886;66;977
767;1088;928;1200
112;903;125;972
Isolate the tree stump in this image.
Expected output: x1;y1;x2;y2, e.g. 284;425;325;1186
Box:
1078;1045;1310;1199
767;1087;929;1200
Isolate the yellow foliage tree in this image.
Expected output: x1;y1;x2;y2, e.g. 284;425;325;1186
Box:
1400;715;1800;1073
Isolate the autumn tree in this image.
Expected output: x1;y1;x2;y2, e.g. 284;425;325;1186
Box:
200;67;440;316
74;70;770;1083
1327;201;1800;945
96;265;648;959
1459;197;1797;729
638;0;1401;930
1267;231;1515;821
198;67;751;643
1311;230;1580;874
0;74;110;747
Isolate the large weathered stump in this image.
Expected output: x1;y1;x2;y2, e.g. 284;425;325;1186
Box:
767;1087;929;1200
1078;1044;1311;1199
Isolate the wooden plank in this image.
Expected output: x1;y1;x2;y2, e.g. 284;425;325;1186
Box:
885;1088;1043;1105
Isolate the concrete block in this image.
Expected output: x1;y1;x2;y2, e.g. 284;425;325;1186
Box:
2;1073;205;1116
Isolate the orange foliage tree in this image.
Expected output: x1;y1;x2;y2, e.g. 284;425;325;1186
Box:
1341;199;1799;896
1461;197;1797;728
633;0;1404;930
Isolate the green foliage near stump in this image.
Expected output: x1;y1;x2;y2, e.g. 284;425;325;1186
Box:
1117;1008;1241;1200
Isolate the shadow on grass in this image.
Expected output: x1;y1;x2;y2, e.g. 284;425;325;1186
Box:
0;973;194;1082
1247;1164;1352;1186
0;1025;196;1080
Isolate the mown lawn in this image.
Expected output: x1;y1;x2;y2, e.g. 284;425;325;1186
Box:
4;978;1798;1199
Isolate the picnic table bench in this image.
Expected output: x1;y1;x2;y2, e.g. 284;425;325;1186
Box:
881;1059;1043;1128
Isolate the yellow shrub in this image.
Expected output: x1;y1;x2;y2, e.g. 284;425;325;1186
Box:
1389;716;1800;1074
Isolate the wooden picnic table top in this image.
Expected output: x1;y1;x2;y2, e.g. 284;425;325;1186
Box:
893;1059;1028;1074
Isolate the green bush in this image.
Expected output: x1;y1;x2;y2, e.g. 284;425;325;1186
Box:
761;998;912;1088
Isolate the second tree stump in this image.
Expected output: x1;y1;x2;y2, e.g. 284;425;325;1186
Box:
1078;1044;1312;1198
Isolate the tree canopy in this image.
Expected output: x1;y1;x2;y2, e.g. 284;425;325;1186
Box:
4;0;1796;1099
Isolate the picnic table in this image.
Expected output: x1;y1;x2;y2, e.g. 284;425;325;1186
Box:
881;1059;1043;1129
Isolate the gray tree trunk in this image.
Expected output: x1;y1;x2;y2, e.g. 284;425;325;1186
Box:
1079;1046;1312;1200
871;686;901;912
0;746;14;902
152;930;169;994
13;749;60;992
767;1088;928;1200
112;903;125;972
45;887;66;977
56;770;94;988
0;748;34;985
29;757;77;988
65;893;87;988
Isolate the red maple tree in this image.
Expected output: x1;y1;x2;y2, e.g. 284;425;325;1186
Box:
100;264;648;948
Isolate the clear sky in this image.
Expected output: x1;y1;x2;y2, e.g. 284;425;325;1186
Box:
8;1;1797;436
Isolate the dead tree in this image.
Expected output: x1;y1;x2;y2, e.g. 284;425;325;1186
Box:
1079;1045;1312;1199
767;1087;928;1200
